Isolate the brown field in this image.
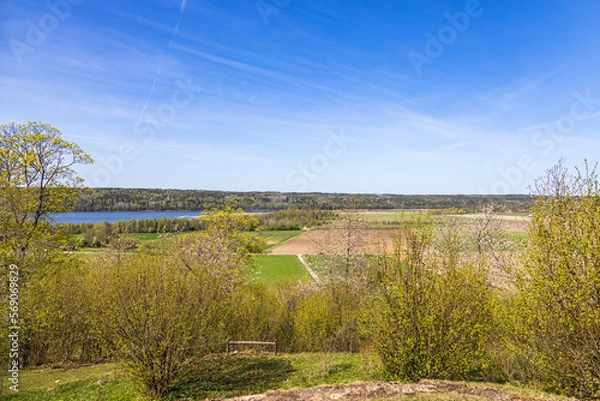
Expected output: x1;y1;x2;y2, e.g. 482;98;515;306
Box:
269;228;399;255
269;214;530;255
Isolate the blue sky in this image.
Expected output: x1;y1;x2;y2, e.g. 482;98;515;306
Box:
2;0;600;194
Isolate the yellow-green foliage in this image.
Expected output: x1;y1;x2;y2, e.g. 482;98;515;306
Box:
292;280;368;353
293;286;339;352
0;122;92;392
513;161;600;398
23;256;101;366
89;250;229;398
224;281;289;345
0;122;92;263
371;215;497;381
85;208;265;398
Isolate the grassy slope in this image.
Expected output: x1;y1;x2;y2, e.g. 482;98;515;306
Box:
1;363;146;400
2;354;571;401
2;353;376;400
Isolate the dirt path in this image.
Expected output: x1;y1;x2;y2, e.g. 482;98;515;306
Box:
223;381;561;401
297;254;322;284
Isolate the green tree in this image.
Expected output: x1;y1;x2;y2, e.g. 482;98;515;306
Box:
0;121;92;265
0;122;92;392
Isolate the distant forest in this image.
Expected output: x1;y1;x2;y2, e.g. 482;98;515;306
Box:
75;188;532;212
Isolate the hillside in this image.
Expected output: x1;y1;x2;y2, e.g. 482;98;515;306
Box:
75;188;532;212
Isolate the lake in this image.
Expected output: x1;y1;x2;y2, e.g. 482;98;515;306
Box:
52;211;204;224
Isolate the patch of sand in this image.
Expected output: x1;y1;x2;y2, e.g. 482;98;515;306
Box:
223;380;556;401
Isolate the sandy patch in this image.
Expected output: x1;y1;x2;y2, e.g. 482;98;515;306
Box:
223;380;556;401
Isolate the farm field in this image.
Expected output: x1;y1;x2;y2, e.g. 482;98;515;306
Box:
269;228;399;255
260;230;305;251
355;210;472;226
253;254;310;285
74;230;303;252
271;210;531;254
458;213;530;233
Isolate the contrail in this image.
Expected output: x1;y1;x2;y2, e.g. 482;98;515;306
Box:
137;67;162;124
169;0;187;49
137;0;188;123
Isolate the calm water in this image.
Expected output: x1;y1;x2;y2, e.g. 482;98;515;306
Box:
52;211;204;224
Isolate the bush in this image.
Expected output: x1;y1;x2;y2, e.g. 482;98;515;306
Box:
292;281;365;353
87;208;265;398
370;215;497;381
513;161;600;398
89;250;230;398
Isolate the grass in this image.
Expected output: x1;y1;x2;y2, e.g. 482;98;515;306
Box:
1;363;147;400
358;210;404;224
172;352;379;399
253;254;310;285
301;254;372;280
356;211;468;227
72;230;303;253
303;254;343;279
124;232;162;241
2;355;570;401
259;230;304;251
2;353;377;400
506;231;530;247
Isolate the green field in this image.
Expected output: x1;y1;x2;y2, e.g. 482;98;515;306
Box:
73;230;303;252
254;254;310;285
358;210;403;224
355;210;464;227
259;230;304;251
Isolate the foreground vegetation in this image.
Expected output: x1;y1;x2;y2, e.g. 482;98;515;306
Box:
1;123;598;400
0;354;573;401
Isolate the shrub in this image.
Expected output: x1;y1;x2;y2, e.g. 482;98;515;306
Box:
513;161;600;398
371;215;497;381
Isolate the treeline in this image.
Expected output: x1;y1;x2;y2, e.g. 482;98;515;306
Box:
75;188;532;212
61;210;337;247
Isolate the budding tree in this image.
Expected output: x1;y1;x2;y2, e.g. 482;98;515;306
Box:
0;121;92;265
